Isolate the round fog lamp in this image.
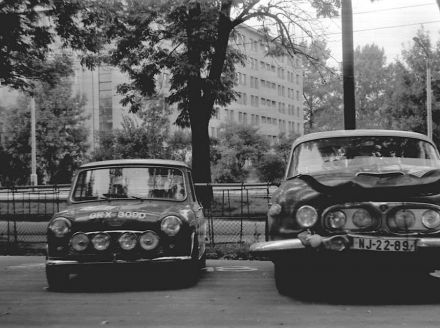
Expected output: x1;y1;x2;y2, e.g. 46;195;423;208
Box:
394;209;416;229
92;233;111;251
161;216;182;236
326;211;346;229
352;209;374;228
139;231;159;251
119;232;137;250
70;233;89;252
296;205;318;228
422;210;440;229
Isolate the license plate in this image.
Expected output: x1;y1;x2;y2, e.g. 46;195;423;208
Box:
352;236;416;252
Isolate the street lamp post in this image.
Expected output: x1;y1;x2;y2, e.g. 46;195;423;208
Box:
30;97;37;185
413;37;432;140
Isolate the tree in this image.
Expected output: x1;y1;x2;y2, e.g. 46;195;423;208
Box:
211;123;269;183
167;130;192;162
77;0;340;188
302;38;341;132
255;153;285;184
3;53;89;184
0;1;107;91
382;29;439;144
92;99;172;161
354;44;389;128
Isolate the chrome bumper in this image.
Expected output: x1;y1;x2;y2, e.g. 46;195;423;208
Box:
46;256;192;267
250;236;440;256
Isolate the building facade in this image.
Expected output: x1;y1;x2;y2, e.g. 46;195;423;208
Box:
72;24;304;150
207;24;304;142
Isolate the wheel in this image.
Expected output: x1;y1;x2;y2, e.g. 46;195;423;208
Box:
274;262;312;296
46;266;70;291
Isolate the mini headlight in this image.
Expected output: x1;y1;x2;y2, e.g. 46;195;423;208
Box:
422;210;440;229
296;205;318;228
70;233;89;251
92;233;111;251
119;232;137;250
326;211;346;229
48;217;71;238
139;231;159;251
394;209;416;229
352;209;374;228
161;216;182;236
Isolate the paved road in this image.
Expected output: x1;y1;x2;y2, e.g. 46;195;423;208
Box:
1;257;440;327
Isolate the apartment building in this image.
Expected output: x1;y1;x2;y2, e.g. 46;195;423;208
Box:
207;24;304;142
71;23;304;149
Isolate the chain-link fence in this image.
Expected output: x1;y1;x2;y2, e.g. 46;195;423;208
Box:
0;183;276;254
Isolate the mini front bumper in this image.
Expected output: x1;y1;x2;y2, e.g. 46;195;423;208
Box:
250;235;440;257
46;256;193;271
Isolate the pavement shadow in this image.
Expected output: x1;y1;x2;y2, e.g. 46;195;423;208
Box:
50;265;205;293
284;271;440;305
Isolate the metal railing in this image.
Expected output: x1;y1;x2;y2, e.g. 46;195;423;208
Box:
0;183;276;254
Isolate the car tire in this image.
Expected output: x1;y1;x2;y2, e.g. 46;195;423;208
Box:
274;262;296;295
274;261;314;296
46;266;70;292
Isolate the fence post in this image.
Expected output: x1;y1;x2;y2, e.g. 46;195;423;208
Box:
239;183;244;243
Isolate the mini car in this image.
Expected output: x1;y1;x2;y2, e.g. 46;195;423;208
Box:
250;130;440;294
46;159;206;291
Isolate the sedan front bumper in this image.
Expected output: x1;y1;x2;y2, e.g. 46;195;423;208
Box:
250;235;440;257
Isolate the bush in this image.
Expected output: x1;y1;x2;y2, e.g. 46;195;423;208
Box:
256;153;286;185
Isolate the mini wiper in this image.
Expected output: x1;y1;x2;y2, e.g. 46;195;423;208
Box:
129;195;148;200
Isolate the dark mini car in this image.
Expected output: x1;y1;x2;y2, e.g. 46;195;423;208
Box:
46;159;206;291
250;130;440;294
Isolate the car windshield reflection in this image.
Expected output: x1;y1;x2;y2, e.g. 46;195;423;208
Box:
72;166;186;202
290;136;440;176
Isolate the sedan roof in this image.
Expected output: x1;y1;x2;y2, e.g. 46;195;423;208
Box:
291;129;434;150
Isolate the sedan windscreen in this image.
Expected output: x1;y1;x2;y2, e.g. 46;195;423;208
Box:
73;166;186;201
289;136;440;176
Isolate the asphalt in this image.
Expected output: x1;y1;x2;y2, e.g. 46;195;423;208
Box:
1;257;440;327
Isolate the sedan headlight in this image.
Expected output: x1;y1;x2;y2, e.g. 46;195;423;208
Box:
139;231;159;251
352;209;374;228
394;209;416;229
48;217;71;238
422;210;440;229
296;205;318;228
325;211;346;229
70;233;89;251
161;216;182;236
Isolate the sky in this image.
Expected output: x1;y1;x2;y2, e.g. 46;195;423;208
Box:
308;0;440;65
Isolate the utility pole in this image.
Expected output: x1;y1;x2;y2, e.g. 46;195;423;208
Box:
30;97;38;185
341;0;356;130
413;37;432;140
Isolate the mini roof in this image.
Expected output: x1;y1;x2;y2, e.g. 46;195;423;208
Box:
80;159;190;170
